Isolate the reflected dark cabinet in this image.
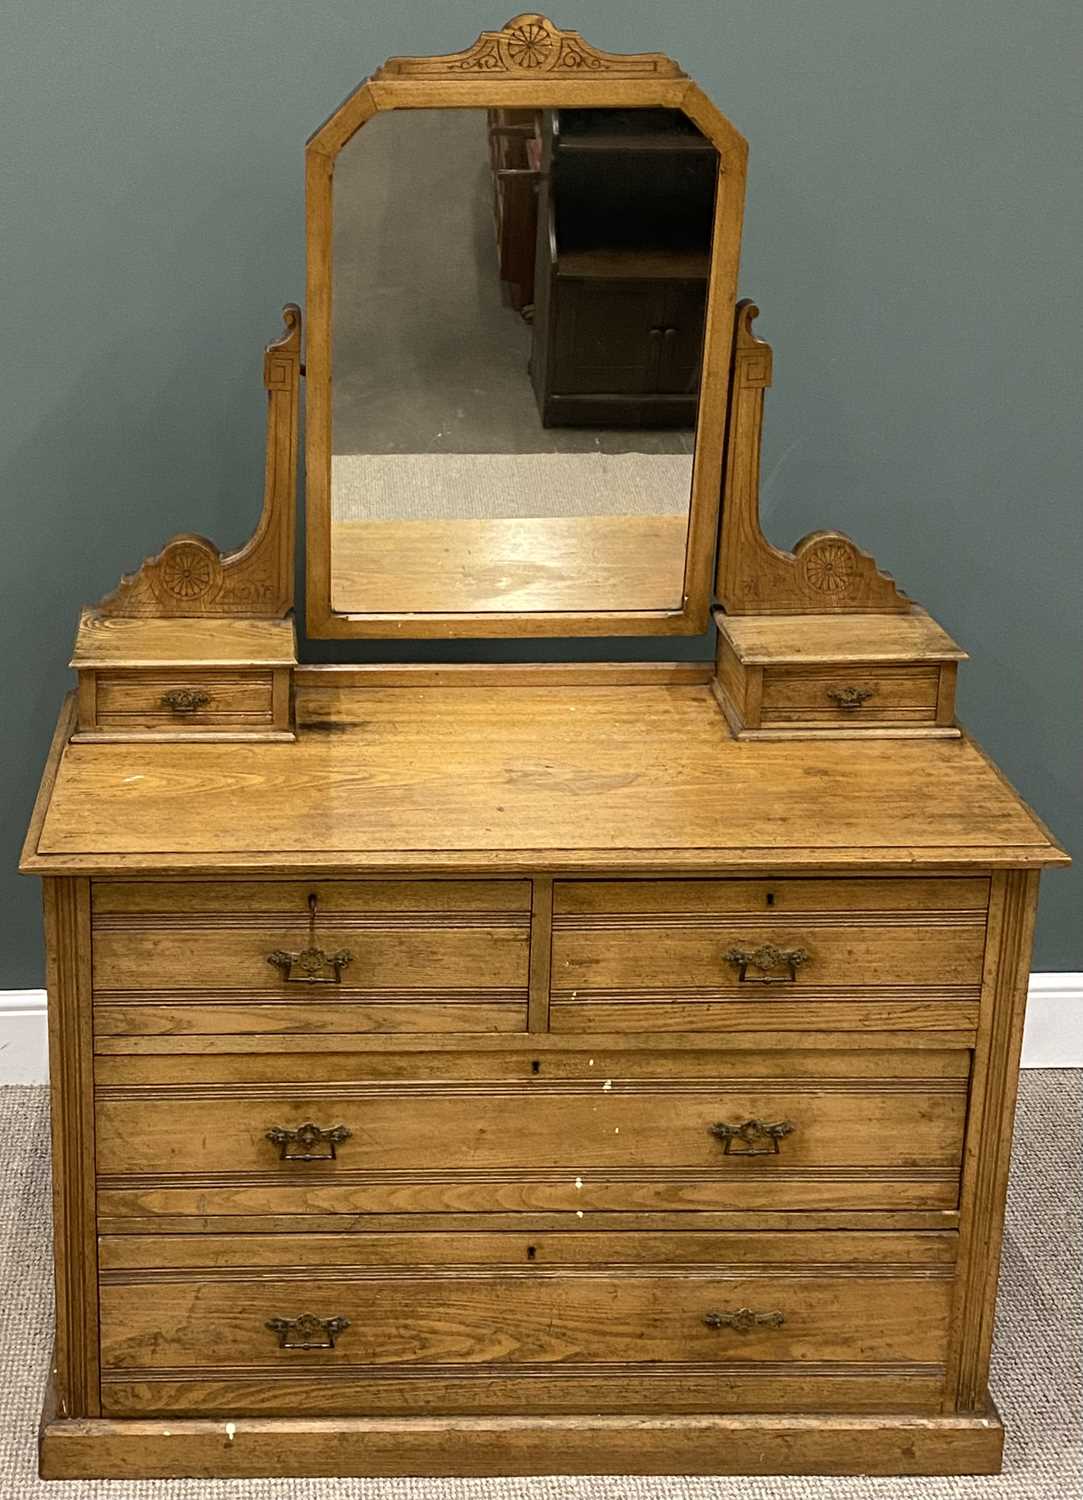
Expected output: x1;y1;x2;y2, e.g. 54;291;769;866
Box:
530;108;716;428
486;108;542;312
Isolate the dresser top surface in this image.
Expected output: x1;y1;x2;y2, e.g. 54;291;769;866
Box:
24;675;1067;874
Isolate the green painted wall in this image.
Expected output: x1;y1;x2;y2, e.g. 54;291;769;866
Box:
2;2;1079;983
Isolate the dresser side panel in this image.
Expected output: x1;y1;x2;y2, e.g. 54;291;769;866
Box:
944;868;1039;1411
42;876;100;1416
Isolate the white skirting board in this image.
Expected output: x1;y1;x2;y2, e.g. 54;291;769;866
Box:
0;978;1079;1083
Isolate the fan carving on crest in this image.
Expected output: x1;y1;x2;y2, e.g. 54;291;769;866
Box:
799;538;859;599
505;19;553;68
159;540;219;603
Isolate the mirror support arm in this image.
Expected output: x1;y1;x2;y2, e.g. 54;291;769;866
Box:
94;304;302;619
715;300;909;616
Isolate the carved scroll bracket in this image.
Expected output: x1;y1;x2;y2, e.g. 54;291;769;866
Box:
96;305;301;619
716;301;911;615
374;14;685;80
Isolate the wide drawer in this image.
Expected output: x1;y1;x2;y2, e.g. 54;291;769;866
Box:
91;879;532;1035
552;876;988;1034
95;1057;967;1215
98;1229;955;1417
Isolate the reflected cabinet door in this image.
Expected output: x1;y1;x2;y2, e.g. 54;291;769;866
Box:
551;281;667;398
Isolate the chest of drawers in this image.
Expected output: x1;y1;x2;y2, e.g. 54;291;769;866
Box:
22;672;1067;1480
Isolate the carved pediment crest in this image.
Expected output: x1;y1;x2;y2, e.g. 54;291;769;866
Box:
375;14;684;80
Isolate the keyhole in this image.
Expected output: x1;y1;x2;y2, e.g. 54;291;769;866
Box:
526;1245;537;1261
765;891;776;907
531;1059;541;1075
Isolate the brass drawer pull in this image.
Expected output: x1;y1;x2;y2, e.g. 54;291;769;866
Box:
704;1308;785;1333
267;946;352;983
160;688;210;714
266;1313;350;1350
710;1118;794;1155
724;943;810;983
266;1121;351;1162
826;685;875;708
267;892;352;984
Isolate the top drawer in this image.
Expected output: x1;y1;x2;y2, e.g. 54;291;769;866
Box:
759;664;940;726
91;880;532;1037
551;877;989;1035
94;671;273;726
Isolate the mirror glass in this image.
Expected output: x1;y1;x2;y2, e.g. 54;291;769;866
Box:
330;107;718;616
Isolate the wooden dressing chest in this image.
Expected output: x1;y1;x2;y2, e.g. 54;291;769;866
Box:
21;14;1067;1483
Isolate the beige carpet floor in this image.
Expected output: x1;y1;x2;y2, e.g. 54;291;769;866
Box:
331;452;694;523
1;1073;1079;1497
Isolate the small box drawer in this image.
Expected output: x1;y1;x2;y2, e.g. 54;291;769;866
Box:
760;665;939;725
71;613;296;742
95;671;274;725
97;1229;955;1416
713;611;964;738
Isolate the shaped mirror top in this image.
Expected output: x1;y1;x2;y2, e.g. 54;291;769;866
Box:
304;16;748;637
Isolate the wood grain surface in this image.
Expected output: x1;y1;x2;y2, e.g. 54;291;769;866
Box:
28;683;1068;869
94;1078;967;1176
329;514;690;615
99;1269;953;1370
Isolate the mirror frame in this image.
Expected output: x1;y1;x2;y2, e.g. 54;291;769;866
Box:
305;13;747;639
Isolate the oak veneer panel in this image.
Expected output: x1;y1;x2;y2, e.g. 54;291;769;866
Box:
98;1229;959;1271
96;1210;961;1236
96;1174;963;1217
92;924;529;993
94;1080;966;1175
42;878;100;1418
293;662;714;688
330;514;691;615
717;610;967;665
550;999;980;1036
31;684;1067;869
95;673;273;722
553;876;990;915
100;1370;946;1420
94;879;531;915
93;1046;973;1086
71;612;297;669
92;1029;981;1058
93;1000;528;1038
761;667;939;713
552;922;985;991
99;1271;952;1370
947;869;1041;1412
37;1409;1005;1479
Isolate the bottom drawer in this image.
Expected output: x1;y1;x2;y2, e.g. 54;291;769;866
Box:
99;1230;955;1417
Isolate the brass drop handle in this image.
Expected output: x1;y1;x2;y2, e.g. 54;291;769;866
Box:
266;1314;350;1350
724;943;810;983
266;1122;351;1162
704;1308;785;1333
827;685;875;709
160;688;210;714
267;893;353;984
710;1118;794;1156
